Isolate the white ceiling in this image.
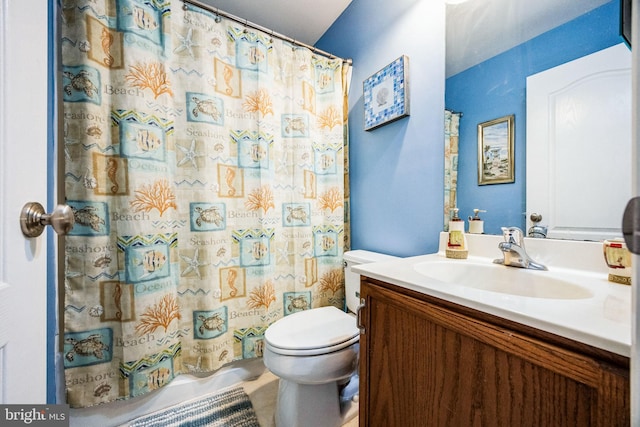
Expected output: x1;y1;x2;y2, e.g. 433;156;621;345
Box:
446;0;611;76
198;0;613;76
199;0;353;47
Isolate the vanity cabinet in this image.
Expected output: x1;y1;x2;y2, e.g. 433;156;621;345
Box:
358;277;630;427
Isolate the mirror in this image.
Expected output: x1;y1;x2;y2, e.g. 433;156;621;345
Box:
444;0;629;240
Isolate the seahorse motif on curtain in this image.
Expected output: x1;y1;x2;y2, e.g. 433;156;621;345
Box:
61;0;351;408
444;110;461;230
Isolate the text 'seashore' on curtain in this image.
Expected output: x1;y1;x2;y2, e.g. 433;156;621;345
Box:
61;0;351;408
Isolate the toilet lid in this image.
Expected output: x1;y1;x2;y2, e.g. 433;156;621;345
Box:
265;306;359;356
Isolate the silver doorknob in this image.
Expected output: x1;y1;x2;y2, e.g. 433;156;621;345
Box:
20;202;75;237
530;213;543;223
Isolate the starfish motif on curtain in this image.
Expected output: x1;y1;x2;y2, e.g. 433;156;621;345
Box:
276;153;287;172
277;241;295;265
174;28;199;59
183;355;208;373
64;257;84;294
63;121;79;161
180;248;209;279
176;139;205;170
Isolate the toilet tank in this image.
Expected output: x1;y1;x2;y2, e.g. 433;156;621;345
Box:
344;250;399;313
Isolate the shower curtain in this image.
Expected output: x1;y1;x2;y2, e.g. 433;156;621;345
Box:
444;110;461;230
60;0;351;408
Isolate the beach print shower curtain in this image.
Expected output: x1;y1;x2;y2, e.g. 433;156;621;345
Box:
444;110;461;230
61;0;350;407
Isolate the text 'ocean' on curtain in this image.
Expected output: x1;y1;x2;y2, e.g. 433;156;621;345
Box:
60;0;351;408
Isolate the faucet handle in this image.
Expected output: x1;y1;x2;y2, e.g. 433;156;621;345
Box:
501;226;524;245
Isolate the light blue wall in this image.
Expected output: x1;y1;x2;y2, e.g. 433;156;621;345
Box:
317;0;446;257
445;1;623;235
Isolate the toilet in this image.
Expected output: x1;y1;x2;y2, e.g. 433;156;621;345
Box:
263;250;398;427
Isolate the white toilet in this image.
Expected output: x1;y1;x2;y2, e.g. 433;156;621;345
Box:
263;250;398;427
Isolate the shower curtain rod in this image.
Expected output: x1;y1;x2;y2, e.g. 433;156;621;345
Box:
182;0;353;65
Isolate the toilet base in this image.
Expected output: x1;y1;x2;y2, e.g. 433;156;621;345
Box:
275;378;357;427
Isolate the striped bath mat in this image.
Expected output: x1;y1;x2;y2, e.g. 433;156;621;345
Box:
127;386;261;427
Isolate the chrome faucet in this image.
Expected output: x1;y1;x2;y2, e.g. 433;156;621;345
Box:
493;227;548;270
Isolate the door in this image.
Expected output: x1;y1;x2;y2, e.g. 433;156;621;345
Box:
527;43;632;241
0;0;50;402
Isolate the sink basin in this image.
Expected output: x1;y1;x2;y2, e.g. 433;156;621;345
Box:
413;260;594;300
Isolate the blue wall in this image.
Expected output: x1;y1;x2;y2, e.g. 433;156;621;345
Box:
446;1;623;235
317;0;445;257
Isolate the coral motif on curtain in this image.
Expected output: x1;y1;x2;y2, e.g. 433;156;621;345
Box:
444;110;461;230
61;0;351;408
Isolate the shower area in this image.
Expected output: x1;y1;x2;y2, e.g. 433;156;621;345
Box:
60;0;350;423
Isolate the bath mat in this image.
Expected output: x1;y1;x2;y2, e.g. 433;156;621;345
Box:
127;386;261;427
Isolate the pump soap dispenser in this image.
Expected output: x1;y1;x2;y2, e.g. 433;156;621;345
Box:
468;209;485;234
446;208;468;259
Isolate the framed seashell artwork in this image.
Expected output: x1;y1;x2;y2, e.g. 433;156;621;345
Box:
363;55;410;131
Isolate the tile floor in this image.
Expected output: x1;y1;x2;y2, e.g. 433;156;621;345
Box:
242;369;359;427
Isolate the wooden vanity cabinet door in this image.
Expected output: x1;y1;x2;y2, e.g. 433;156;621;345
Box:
358;278;629;427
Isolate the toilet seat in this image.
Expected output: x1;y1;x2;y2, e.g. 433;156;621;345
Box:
265;306;359;356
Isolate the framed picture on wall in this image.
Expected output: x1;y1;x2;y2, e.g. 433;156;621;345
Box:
477;115;515;185
363;55;410;131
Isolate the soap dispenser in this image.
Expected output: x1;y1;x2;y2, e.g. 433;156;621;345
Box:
468;209;485;234
446;208;468;259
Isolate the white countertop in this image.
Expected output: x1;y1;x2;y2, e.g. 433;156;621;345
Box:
352;233;632;357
